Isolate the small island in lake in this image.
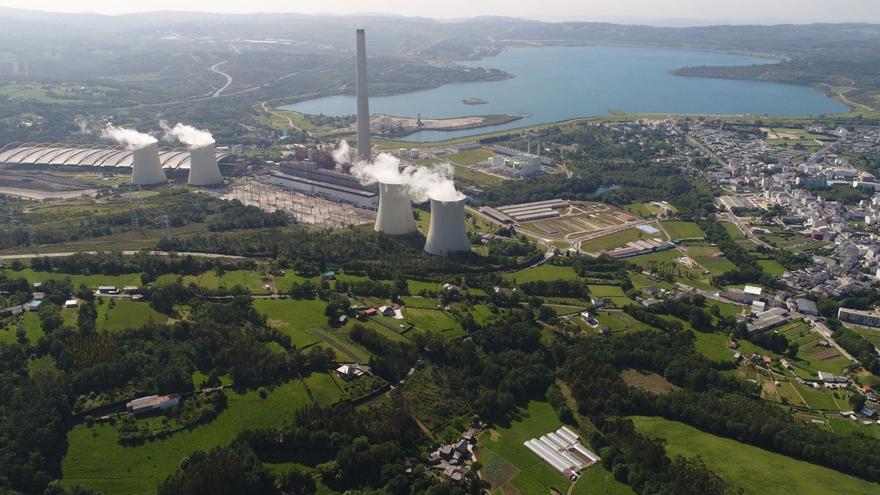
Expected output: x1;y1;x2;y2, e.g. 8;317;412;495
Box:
462;97;487;105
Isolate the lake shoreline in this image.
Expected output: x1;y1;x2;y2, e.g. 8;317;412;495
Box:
283;45;847;141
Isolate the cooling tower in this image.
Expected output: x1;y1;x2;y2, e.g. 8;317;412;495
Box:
375;181;417;235
424;196;471;256
188;143;223;186
356;29;371;162
131;143;166;186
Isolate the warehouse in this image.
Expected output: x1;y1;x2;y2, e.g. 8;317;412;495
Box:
0;142;230;171
494;199;569;222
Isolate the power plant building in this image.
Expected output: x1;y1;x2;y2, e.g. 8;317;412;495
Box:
424;196;471;256
188;143;224;186
131;143;167;185
374;181;416;235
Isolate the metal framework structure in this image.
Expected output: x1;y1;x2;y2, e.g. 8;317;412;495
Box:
226;177;376;229
0;142;230;170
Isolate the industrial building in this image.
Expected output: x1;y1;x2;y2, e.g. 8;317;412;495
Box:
747;307;790;334
374;181;416;235
482;199;570;224
605;238;675;259
424;195;471;255
267;170;378;207
489;153;542;176
0;142;231;172
523;426;599;480
838;307;880;328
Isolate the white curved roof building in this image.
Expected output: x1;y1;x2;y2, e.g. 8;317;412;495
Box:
0;142;231;170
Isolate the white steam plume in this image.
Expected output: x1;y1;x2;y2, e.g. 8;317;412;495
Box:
332;140;351;166
160;121;215;148
101;124;157;150
351;152;463;203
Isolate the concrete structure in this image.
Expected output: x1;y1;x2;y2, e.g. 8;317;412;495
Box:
267;170;378;207
424;195;470;256
355;29;371;162
188;143;224;186
838;307;880;328
131;143;166;185
374;181;416;235
796;298;819;316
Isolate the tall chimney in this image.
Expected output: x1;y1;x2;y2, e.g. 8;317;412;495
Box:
356;29;371;162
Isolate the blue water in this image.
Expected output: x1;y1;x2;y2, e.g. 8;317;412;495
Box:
284;46;847;142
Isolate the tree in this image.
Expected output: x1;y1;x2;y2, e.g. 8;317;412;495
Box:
158;445;277;495
276;467;316;495
324;295;350;326
850;393;867;412
38;303;64;333
76;301;97;333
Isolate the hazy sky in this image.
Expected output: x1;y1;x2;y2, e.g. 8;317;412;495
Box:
0;0;878;25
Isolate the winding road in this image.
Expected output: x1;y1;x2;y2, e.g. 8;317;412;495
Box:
210;60;233;97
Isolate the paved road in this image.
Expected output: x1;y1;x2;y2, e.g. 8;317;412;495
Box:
0;250;245;260
210;61;233;97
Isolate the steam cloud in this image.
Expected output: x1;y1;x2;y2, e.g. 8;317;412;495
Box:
160;121;215;148
351;152;463;202
332;140;351;166
101;124;157;150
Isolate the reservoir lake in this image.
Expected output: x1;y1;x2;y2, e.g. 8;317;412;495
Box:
283;46;849;142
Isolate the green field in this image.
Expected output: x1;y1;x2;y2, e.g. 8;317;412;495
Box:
757;259;787;276
632;416;879;495
777;320;852;379
446;148;494;165
478;401;629;495
99;299;167;332
683;245;736;275
252;299;326;348
579;227;663;252
720;221;747;240
659;221;704;240
624;203;667;218
504;263;578;283
183;270;271;294
594;311;652;333
1;268;142;289
62;378;325;495
0;312;44;345
405;308;464;338
587;285;633;307
692;331;762;362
